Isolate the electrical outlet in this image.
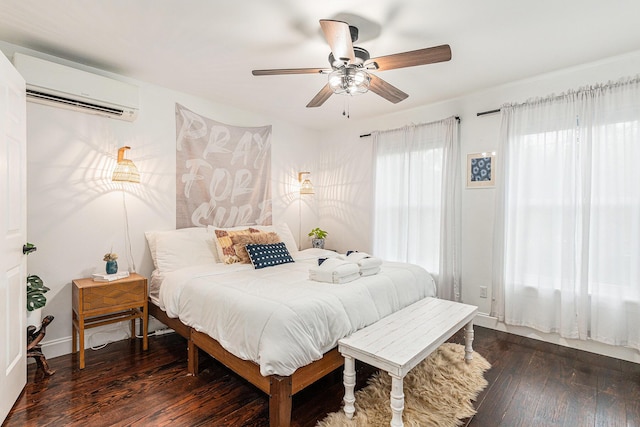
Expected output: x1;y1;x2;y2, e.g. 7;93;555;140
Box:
479;286;488;298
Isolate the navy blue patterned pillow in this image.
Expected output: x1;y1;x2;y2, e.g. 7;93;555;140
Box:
245;242;294;269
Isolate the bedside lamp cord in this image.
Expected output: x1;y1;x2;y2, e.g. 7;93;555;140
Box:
122;189;136;273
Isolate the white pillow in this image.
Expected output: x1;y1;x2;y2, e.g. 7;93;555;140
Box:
146;227;217;273
144;230;162;269
272;223;299;256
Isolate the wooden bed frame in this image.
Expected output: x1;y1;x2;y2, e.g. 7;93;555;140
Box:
148;300;344;427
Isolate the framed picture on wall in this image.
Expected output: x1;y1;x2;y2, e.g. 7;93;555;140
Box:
467;152;496;188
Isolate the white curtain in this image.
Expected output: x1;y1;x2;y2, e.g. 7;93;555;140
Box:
372;116;461;301
492;77;640;348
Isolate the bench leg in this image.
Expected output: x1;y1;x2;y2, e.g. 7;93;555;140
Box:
389;373;405;427
343;355;356;419
464;320;474;363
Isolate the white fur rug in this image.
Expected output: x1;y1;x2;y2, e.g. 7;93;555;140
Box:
317;343;491;427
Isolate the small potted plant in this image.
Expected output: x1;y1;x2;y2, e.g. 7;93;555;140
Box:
308;227;328;249
103;252;118;274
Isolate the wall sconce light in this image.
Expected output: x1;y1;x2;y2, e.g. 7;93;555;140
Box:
112;146;140;183
298;171;314;195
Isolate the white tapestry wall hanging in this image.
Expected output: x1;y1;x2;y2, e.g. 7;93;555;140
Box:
175;103;272;229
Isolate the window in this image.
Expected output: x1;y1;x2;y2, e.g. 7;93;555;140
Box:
493;79;640;348
373;117;460;300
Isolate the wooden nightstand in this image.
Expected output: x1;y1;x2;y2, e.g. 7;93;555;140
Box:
72;273;148;369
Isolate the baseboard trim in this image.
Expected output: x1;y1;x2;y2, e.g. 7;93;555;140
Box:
37;316;168;360
475;312;640;364
36;313;640;365
38;335;72;360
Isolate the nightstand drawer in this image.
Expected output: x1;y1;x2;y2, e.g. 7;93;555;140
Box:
83;281;145;311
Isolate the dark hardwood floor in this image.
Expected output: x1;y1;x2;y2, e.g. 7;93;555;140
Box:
4;326;640;427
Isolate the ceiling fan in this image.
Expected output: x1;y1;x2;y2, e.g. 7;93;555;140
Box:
252;19;452;108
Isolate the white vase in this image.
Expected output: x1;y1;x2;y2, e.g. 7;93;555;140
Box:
27;307;43;328
312;238;325;249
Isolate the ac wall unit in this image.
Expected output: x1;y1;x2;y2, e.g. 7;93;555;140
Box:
12;53;139;121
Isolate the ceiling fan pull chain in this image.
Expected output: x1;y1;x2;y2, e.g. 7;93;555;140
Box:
342;98;350;119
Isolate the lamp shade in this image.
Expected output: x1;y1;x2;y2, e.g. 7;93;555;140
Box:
112;146;140;183
300;179;314;194
298;171;314;194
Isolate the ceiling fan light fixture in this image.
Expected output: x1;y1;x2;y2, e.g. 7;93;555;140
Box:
328;68;370;96
251;19;451;108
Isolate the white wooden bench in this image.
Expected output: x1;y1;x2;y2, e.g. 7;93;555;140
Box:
337;297;478;427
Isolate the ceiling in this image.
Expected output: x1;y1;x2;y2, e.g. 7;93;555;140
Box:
1;0;640;130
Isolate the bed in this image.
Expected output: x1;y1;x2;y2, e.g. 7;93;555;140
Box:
145;224;437;426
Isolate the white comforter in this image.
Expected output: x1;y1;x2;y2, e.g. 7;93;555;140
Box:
158;249;436;376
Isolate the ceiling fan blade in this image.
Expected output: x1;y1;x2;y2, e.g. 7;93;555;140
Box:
368;74;408;104
319;19;355;64
306;84;334;108
366;44;451;71
252;68;328;76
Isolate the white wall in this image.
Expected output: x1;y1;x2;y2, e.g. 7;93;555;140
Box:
1;42;321;358
315;49;640;363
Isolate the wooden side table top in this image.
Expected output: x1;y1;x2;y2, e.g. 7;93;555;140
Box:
72;272;147;289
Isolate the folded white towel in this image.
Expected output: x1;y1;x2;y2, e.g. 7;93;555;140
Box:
309;258;360;284
358;257;382;269
338;252;383;275
338;252;366;262
360;266;381;277
313;271;361;284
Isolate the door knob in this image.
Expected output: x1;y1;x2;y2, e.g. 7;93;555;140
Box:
23;243;37;255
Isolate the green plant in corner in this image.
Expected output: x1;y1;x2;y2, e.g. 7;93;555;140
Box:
308;227;328;239
25;241;49;311
27;274;49;311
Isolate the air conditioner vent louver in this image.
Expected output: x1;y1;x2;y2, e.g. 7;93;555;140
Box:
26;89;125;116
13;53;139;121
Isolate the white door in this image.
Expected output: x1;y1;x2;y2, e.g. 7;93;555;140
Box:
0;52;27;423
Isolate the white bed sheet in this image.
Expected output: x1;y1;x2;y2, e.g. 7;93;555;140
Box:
158;249;436;376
